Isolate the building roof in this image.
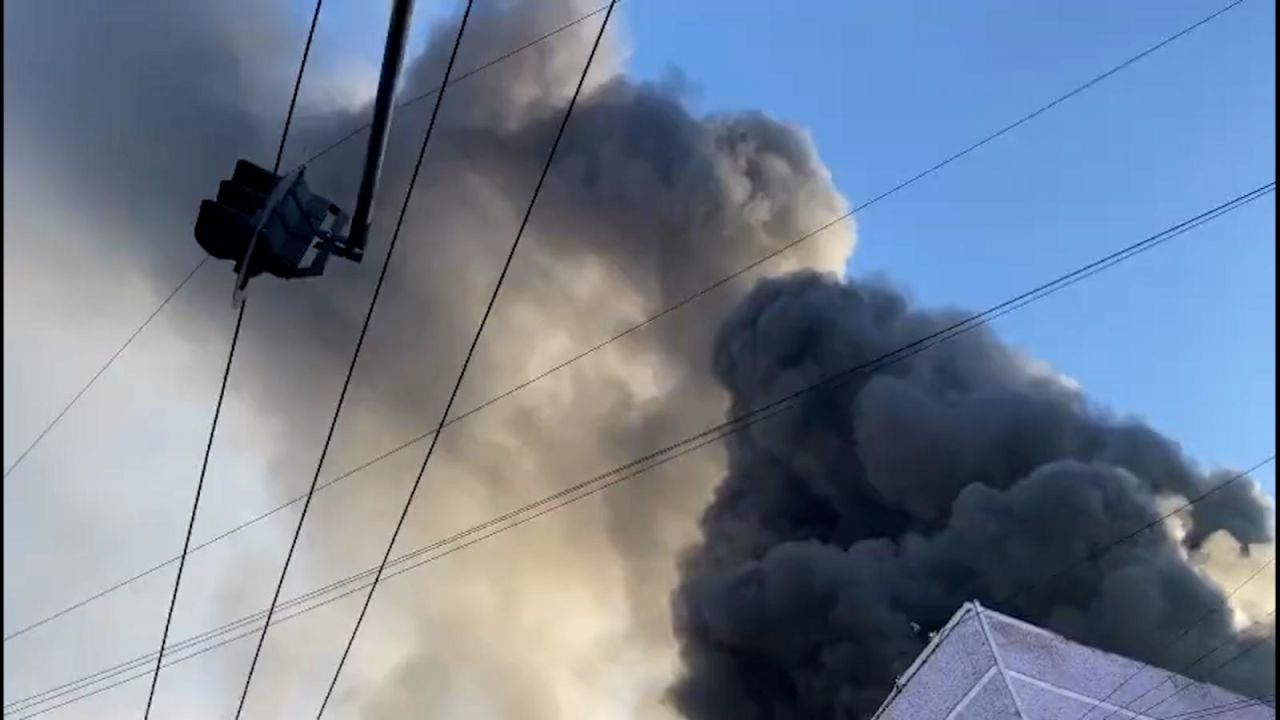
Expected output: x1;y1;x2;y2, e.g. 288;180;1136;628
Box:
871;602;1274;720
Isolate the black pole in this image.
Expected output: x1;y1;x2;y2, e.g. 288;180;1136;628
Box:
346;0;415;260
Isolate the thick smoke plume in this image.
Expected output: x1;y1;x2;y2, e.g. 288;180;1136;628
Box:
4;0;1273;717
670;271;1276;719
8;0;847;715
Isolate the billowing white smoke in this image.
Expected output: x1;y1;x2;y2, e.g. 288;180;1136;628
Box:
8;0;848;715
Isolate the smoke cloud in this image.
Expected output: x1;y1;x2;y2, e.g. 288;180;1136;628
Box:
670;271;1276;719
9;0;847;715
4;0;1272;717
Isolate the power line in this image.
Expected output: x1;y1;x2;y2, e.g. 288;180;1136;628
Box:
2;259;208;482
13;452;1273;719
6;181;1274;715
3;417;740;719
141;3;326;716
314;4;614;714
8;176;1275;716
1120;610;1277;718
230;2;475;716
7;184;1272;717
10;604;1270;720
5;0;1253;642
2;0;1246;494
1166;695;1276;719
1143;614;1278;718
141;304;244;717
1080;559;1274;720
294;2;615;169
0;2;614;488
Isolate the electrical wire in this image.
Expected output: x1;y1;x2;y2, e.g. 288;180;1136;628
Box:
3;0;1246;491
1;259;207;482
141;2;325;716
294;2;615;170
7;182;1274;714
0;1;614;487
313;4;615;714
7;182;1272;718
1122;610;1277;718
140;305;246;719
3;418;740;719
1079;559;1274;720
1164;695;1276;719
12;451;1272;719
230;3;476;717
4;0;1254;642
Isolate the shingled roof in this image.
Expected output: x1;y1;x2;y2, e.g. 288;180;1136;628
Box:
871;602;1274;720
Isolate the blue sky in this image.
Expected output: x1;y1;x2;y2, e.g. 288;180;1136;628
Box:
620;0;1276;494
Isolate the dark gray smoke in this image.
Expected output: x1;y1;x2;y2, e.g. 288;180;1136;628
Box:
670;271;1275;719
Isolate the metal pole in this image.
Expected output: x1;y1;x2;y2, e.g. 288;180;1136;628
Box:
346;0;415;260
